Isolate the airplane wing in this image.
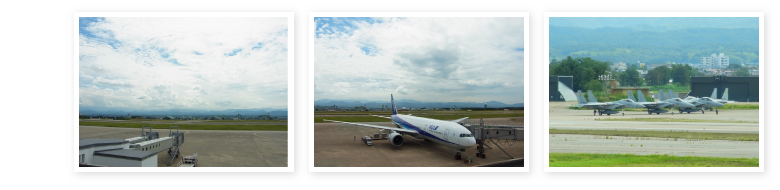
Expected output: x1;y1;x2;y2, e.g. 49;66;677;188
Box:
371;115;392;119
450;117;469;123
322;119;418;134
605;103;625;109
640;102;669;108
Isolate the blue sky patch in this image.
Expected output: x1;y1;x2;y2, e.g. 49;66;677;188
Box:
79;17;122;49
314;17;385;37
252;42;263;50
225;48;242;56
360;45;378;56
168;58;183;66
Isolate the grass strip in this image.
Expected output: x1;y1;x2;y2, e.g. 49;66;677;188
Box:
549;129;758;141
549;153;758;167
79;121;287;131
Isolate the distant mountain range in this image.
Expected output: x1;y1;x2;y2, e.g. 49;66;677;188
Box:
313;99;523;109
78;107;288;117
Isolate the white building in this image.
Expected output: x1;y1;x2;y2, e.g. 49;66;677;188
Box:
701;53;730;69
611;62;627;72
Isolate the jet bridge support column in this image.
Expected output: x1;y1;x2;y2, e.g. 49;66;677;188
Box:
468;118;523;159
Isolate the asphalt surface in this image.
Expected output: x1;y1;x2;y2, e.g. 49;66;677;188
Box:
313;119;524;167
549;102;759;133
550;134;758;158
548;101;760;157
79;125;288;167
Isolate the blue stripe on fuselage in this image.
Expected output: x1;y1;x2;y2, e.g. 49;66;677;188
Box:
391;116;458;146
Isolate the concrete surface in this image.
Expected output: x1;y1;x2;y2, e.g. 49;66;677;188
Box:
313;120;523;167
550;134;758;158
79;125;287;167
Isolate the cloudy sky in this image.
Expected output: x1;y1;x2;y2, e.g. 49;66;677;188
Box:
79;17;288;111
313;17;524;104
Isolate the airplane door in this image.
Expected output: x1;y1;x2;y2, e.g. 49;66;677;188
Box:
443;129;449;141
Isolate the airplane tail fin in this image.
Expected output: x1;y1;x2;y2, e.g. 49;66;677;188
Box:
587;90;598;103
627;90;636;102
391;94;398;115
711;88;718;99
576;90;587;105
668;89;676;99
637;90;648;102
658;90;666;101
722;88;729;101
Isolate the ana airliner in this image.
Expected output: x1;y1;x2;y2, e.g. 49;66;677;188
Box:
324;94;477;160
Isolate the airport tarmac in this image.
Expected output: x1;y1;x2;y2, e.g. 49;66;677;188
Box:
313;120;524;167
79;125;288;167
548;101;760;157
79;119;285;125
549;102;759;133
550;134;758;158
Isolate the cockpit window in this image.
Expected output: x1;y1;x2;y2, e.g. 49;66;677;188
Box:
459;134;473;137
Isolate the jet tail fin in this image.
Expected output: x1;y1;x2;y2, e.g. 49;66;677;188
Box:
637;90;648;102
668;89;676;99
391;94;398;115
722;88;729;101
627;90;636;102
711;88;718;99
658;90;666;101
587;90;598;103
576;90;587;105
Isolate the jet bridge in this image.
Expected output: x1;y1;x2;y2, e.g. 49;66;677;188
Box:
167;126;185;166
462;118;523;159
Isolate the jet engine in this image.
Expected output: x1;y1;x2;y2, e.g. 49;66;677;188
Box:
388;131;404;146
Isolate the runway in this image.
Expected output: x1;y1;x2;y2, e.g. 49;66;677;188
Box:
79;125;288;167
549;102;759;133
313;119;523;167
548;102;760;157
550;134;758;158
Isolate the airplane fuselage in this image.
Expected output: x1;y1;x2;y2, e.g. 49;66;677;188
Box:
391;114;476;150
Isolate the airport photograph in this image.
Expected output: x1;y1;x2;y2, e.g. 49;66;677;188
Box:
77;14;292;168
545;15;761;168
311;15;527;169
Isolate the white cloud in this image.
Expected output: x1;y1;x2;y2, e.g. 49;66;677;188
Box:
79;17;288;111
314;17;524;104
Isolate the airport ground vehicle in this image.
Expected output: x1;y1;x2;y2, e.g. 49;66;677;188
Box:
178;153;198;167
361;136;373;146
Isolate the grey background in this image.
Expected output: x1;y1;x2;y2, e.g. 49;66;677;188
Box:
65;3;777;185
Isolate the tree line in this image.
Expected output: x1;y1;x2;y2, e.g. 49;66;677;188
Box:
550;56;722;92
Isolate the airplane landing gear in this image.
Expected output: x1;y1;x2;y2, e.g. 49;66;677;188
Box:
455;152;462;160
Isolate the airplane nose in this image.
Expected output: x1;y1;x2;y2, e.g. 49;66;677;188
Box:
468;138;476;147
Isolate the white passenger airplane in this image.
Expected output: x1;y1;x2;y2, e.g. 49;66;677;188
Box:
324;94;477;160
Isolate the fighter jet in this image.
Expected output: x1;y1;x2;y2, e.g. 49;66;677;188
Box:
634;89;694;115
682;89;726;112
576;90;644;116
709;88;734;105
635;90;671;115
661;90;697;114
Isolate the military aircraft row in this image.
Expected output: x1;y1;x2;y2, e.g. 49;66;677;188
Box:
576;88;729;116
